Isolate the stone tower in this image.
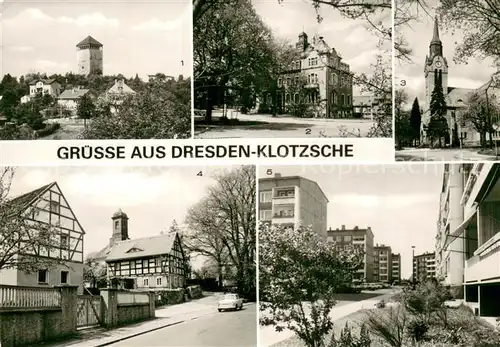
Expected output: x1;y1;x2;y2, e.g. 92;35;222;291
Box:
110;208;129;246
424;16;448;110
76;35;103;76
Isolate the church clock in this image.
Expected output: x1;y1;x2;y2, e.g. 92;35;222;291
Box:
435;61;442;68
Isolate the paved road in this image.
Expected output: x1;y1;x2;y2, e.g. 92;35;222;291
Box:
110;303;257;347
396;148;497;161
195;113;374;138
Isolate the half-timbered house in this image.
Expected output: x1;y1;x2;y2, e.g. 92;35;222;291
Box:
105;232;186;290
0;182;85;293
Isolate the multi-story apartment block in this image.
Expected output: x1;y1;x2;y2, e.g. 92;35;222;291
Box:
327;225;374;282
276;32;353;118
413;252;436;282
258;173;328;237
0;182;85;293
374;244;392;283
441;163;500;317
435;164;473;295
391;253;401;283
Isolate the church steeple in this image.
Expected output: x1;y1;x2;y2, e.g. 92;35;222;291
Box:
429;16;443;59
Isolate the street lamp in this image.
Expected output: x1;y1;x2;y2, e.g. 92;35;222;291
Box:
412;246;415;284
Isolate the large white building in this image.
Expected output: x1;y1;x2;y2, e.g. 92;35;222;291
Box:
438;163;500;317
258;173;329;237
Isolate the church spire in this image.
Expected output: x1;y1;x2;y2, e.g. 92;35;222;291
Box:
431;16;441;44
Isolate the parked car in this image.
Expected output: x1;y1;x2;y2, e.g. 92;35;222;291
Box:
218;293;243;312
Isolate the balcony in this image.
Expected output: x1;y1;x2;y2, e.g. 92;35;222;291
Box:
304;83;319;89
465;231;500;282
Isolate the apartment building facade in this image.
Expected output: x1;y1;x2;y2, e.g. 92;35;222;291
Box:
327;225;374;282
258;173;328;237
413;252;436;282
435;164;474;296
374;245;392;283
443;163;500;317
391;253;401;283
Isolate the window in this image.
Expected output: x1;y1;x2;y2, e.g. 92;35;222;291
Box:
336;236;342;242
144;278;149;286
156;277;162;286
260;191;272;203
60;235;69;249
115;220;119;229
60;271;69;284
259;210;272;220
50;201;60;214
38;270;48;284
344;235;352;242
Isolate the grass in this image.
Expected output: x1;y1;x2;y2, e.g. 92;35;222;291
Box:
270;303;500;347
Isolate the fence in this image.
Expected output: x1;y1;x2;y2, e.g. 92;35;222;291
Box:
0;285;61;309
117;291;150;305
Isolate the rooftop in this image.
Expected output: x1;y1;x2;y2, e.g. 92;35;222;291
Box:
106;233;178;262
76;35;103;48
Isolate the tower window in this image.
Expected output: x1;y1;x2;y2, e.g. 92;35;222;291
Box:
115;220;119;229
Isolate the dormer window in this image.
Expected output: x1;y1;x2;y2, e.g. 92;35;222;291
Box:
126;246;143;253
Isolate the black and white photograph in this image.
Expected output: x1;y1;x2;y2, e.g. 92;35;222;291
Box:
0;165;257;347
0;0;191;140
395;0;500;161
193;0;392;139
258;164;500;347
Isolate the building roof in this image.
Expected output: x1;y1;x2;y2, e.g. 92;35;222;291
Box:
4;182;55;213
58;88;90;100
106;233;178;262
446;87;475;107
112;208;128;219
28;79;58;86
76;35;103;48
106;79;136;95
431;16;441;44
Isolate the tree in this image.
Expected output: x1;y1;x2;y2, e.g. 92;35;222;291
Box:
83;257;107;289
0;167;66;273
427;73;449;147
77;93;96;130
395;89;412;149
410;97;422;146
439;0;500;64
185;165;256;299
82;77;191;139
259;223;363;347
194;0;275;122
462;92;497;148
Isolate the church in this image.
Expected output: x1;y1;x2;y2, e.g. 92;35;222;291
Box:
421;17;500;147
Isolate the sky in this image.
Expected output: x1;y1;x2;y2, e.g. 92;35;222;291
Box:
6;165;236;269
258;164;445;279
396;0;497;110
252;0;391;95
0;0;191;80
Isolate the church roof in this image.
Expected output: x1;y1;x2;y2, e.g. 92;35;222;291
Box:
112;208;128;219
431;16;441;44
446;87;475;107
76;36;103;48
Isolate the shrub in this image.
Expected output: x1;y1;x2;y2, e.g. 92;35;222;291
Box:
365;305;408;347
329;323;371;347
36;123;60;137
407;319;429;342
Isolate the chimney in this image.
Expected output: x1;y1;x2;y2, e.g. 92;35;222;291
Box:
275;173;282;178
353;226;358;230
341;225;345;230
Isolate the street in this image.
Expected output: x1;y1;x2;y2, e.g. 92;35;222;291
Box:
110;302;257;347
396;148;497;161
195;113;374;138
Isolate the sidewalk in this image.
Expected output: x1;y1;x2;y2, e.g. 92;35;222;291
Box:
39;296;220;347
259;290;399;347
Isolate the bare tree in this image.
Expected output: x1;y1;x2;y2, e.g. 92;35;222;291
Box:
0;167;66;273
185;165;256;299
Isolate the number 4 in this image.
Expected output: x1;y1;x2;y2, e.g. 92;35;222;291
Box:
197;171;202;176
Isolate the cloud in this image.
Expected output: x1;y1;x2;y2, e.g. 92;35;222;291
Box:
132;17;183;31
34;59;70;72
58;13;119;27
4;8;119;27
330;193;435;208
8;46;34;52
